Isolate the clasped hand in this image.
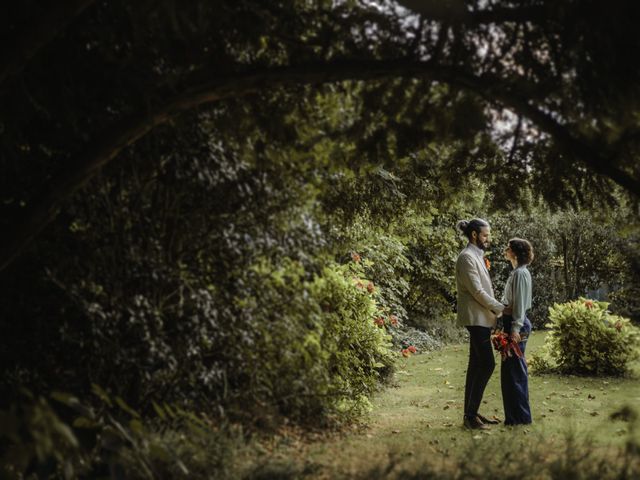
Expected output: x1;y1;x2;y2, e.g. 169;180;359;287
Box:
502;305;519;341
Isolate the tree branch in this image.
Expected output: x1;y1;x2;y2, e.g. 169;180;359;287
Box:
1;59;638;272
507;115;523;166
0;0;97;88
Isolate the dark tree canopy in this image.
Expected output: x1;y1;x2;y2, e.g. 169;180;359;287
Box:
2;6;640;475
1;0;639;271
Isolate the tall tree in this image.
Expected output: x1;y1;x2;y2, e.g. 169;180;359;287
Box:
1;0;639;271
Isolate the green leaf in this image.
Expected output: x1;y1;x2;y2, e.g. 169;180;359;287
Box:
115;396;140;419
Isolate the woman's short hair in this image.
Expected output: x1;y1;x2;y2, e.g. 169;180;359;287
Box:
456;218;489;241
509;238;534;265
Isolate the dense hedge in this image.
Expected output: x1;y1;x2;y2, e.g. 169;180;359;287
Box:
0;113;475;429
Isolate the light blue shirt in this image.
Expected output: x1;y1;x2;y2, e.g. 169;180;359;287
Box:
501;266;532;334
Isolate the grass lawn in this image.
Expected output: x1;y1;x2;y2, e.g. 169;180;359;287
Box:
258;331;640;478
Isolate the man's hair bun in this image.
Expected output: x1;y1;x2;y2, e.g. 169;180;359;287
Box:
456;220;469;233
456;218;489;240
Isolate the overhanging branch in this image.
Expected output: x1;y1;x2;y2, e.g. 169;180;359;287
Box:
1;59;638;272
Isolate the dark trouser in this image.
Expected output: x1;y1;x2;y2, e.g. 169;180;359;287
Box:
464;326;495;419
501;315;532;425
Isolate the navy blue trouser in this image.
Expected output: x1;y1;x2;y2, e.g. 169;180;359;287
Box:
464;326;495;419
501;315;533;425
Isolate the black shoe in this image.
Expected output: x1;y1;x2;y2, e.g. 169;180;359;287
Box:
463;416;489;430
478;414;500;425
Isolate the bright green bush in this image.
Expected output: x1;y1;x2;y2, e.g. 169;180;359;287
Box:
531;298;640;376
235;258;395;426
356;232;411;327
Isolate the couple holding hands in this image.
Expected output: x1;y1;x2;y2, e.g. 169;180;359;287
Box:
455;218;534;429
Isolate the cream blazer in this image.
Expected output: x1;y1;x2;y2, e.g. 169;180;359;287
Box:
455;245;505;328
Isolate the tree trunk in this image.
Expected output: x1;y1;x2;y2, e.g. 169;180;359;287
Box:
561;234;571;300
572;233;582;299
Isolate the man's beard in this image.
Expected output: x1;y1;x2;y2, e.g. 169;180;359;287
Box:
476;240;490;251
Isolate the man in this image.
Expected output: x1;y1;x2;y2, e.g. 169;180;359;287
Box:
455;218;505;430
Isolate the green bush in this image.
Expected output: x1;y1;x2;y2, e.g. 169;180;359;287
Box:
531;298;640;376
0;389;242;480
356;232;411;327
233;258;395;427
328;209;465;341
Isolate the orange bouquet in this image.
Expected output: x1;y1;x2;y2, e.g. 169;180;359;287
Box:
491;331;523;361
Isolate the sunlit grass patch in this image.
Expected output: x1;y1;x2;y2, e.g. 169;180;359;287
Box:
274;331;640;478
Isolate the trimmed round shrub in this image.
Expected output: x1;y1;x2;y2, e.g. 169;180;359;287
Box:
531;298;640;376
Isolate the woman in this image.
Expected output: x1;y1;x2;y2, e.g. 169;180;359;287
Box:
501;237;534;425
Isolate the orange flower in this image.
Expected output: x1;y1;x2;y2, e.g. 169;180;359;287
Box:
484;257;491;270
374;317;385;327
584;300;594;309
407;345;417;353
389;315;399;326
367;281;375;293
350;252;361;263
401;349;411;358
